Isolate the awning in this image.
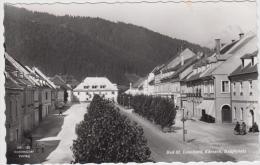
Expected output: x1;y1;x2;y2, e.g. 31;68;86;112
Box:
197;100;215;118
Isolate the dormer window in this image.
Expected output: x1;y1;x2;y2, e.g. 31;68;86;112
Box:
84;85;89;89
242;59;245;67
252;57;255;66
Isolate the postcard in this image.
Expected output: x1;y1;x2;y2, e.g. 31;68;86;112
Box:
1;0;259;164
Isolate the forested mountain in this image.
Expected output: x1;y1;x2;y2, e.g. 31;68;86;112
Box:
4;5;211;85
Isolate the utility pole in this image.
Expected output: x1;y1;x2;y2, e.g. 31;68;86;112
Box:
182;107;186;142
128;96;131;109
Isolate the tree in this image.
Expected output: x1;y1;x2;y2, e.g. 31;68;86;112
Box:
71;95;151;163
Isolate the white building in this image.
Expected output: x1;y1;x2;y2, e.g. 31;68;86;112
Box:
73;77;118;102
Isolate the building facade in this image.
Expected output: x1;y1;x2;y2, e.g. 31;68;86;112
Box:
73;77;118;102
229;51;259;128
182;32;257;123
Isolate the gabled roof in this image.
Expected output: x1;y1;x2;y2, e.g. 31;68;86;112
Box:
50;75;71;90
74;77;118;91
5;52;39;87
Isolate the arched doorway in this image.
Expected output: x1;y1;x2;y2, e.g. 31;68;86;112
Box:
222;105;232;123
250;110;254;126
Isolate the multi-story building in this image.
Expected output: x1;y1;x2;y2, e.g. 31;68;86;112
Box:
229;51;258;128
50;75;72;107
182;32;257;123
153;48;197;106
5;71;24;151
31;67;56;119
5;53;39;132
73;77;118;102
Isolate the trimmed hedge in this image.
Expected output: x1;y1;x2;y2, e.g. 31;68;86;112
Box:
118;94;177;129
71;95;151;163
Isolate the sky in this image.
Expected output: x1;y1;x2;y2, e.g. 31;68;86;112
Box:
12;0;257;48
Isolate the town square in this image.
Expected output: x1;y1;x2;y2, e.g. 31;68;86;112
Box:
2;0;259;164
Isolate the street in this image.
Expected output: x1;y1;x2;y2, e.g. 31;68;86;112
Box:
24;103;89;164
116;105;260;162
42;103;89;163
18;102;259;163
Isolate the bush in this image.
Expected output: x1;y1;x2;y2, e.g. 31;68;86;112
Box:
118;94;177;129
71;95;151;163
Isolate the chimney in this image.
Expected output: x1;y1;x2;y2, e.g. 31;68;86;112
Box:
215;39;221;55
130;82;132;90
181;55;184;66
239;33;244;39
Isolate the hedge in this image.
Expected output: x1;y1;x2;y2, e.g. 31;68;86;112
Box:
118;94;177;129
71;95;151;163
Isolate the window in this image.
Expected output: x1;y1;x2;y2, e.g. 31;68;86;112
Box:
78;92;80;95
86;92;89;95
241;108;244;121
221;81;230;93
232;82;236;92
112;91;115;95
45;92;48;100
92;85;98;89
249;80;253;89
234;107;237;120
239;82;243;92
84;86;89;89
100;85;106;88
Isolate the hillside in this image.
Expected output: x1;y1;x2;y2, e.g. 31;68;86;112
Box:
4;5;211;85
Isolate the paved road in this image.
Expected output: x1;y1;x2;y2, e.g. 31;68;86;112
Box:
41;103;88;164
116;105;260;162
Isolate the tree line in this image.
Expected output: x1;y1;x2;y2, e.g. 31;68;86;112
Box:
118;94;177;129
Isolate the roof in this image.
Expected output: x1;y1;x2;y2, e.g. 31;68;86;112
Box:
219;40;239;55
229;63;258;77
5;72;24;90
33;67;56;89
132;77;147;88
161;56;199;82
50;75;71;90
241;50;258;59
74;77;118;91
5;52;39;87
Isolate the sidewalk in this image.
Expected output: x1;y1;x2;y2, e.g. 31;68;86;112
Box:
7;105;71;164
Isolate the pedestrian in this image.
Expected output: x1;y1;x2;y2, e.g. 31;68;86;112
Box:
59;109;62;115
29;134;33;148
241;122;247;135
234;121;240;135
